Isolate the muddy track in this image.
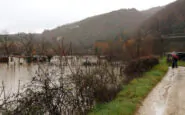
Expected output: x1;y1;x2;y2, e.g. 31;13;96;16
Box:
136;67;185;115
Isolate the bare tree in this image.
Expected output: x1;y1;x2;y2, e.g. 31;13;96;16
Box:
136;29;150;58
0;35;14;56
0;61;123;115
18;33;34;56
51;36;66;56
105;41;124;61
37;37;49;55
123;39;137;60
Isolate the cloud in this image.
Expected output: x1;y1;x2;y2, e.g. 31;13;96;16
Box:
0;0;175;34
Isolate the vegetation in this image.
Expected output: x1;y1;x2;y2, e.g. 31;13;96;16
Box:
42;8;153;48
0;63;123;115
124;56;159;82
0;6;163;54
178;61;185;67
167;60;185;67
0;0;185;114
142;0;185;36
89;58;168;115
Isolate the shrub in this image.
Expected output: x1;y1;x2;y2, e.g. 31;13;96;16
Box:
71;66;123;103
0;62;123;114
89;58;168;115
123;56;159;82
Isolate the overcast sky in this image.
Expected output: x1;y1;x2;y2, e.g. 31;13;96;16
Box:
0;0;176;34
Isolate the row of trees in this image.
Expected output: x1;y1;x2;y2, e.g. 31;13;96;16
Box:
102;28;161;62
0;33;72;57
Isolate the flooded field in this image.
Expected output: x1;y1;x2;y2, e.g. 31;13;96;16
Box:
0;56;122;114
0;56;122;97
0;64;39;94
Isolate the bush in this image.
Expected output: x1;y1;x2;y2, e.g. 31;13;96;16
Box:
89;58;168;115
94;84;121;103
123;56;159;82
71;66;123;103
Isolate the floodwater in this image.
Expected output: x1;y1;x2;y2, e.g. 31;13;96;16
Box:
0;63;79;93
0;56;95;93
0;56;120;97
0;64;39;94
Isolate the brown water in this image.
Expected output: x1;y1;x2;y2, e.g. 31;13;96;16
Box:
0;56;120;97
0;64;39;94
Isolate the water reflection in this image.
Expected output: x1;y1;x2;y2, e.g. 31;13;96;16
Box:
0;64;38;94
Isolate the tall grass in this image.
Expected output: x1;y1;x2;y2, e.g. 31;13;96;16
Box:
89;58;168;115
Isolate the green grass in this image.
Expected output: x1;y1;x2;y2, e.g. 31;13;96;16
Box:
167;60;185;67
178;60;185;67
89;58;168;115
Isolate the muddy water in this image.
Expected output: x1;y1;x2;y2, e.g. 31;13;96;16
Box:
0;56;120;97
0;64;39;94
0;63;77;93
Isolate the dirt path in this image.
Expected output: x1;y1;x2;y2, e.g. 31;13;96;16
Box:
136;67;185;115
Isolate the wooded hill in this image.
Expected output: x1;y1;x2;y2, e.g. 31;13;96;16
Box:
41;7;163;48
141;0;185;36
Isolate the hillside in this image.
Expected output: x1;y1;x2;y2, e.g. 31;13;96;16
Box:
41;7;163;48
141;0;185;36
142;6;164;18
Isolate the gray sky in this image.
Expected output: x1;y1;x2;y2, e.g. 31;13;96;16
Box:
0;0;176;34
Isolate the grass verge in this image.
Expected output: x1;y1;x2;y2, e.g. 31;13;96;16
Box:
167;60;185;67
89;58;168;115
178;61;185;67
